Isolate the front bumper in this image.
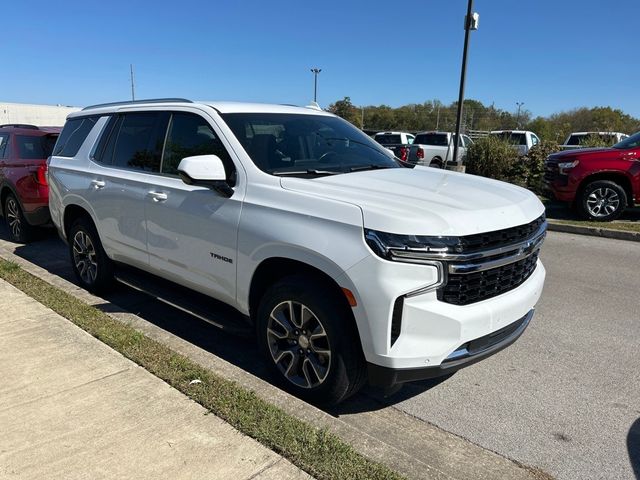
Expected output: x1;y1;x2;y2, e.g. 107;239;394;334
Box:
337;251;546;373
368;309;534;387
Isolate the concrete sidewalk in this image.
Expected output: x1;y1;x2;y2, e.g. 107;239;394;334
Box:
0;279;310;480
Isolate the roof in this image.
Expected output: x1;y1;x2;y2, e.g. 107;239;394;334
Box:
567;131;627;136
374;131;413;136
0;124;61;134
490;130;531;134
414;131;457;135
72;98;332;118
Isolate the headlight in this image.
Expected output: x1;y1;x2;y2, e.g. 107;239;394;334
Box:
364;229;462;262
558;160;579;174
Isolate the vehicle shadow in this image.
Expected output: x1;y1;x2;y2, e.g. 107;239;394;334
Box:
1;225;451;413
629;417;640;479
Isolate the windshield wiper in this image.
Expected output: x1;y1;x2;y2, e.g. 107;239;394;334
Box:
271;169;342;177
348;164;395;172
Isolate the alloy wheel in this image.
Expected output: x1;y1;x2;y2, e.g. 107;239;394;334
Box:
267;301;332;389
72;231;98;285
586;187;620;217
6;197;21;240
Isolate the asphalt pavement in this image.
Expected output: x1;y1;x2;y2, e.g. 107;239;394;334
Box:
0;225;638;480
386;231;640;480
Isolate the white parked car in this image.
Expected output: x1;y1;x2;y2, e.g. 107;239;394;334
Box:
561;131;628;150
490;130;541;155
407;131;473;168
48;99;546;405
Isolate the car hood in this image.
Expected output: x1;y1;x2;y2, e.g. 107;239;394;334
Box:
280;167;544;236
549;147;614;160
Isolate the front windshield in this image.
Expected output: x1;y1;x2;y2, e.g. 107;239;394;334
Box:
221;113;400;176
613;131;640;149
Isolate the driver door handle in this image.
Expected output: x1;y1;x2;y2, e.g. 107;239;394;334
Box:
148;191;168;202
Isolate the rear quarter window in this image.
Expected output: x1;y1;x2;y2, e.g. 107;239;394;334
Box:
17;134;58;159
53;116;100;157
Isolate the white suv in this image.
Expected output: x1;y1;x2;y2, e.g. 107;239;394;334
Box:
48;99;547;405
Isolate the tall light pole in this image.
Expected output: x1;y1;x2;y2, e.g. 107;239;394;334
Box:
452;1;479;167
310;68;321;103
516;102;524;129
130;64;136;101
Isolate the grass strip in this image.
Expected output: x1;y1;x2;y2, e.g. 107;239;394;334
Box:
0;259;404;480
548;218;640;234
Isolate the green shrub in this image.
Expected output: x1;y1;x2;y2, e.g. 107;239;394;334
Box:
466;137;560;195
509;142;560;194
465;136;517;181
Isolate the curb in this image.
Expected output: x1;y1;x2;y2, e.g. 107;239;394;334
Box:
547;221;640;242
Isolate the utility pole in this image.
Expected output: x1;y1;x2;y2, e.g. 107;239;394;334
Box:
310;68;321;103
130;64;136;101
452;0;479;166
516;102;524;129
436;105;441;130
361;106;365;130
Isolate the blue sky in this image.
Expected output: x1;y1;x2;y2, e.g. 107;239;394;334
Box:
4;0;639;117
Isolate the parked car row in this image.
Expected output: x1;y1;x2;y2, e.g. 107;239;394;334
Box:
31;98;547;405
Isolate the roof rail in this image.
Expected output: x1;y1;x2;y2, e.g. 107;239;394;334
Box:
82;98;193;111
0;123;39;129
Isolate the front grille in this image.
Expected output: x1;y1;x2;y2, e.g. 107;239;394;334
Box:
544;162;559;182
457;215;546;253
439;249;540;305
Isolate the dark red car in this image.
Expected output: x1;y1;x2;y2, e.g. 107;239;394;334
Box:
544;131;640;221
0;124;60;242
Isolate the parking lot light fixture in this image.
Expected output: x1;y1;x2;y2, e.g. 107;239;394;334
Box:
452;0;478;166
310;68;321;103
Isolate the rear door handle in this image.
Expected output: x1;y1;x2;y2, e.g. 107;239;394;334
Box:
148;191;168;202
91;180;106;189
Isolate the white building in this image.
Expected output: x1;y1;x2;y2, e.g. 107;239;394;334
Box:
0;102;81;127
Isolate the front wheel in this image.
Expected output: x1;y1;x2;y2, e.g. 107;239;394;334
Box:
578;180;627;221
256;275;366;406
68;216;113;292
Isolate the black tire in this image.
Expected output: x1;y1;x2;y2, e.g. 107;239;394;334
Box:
577;180;627;222
429;157;443;169
68;216;113;293
4;193;32;243
256;274;366;406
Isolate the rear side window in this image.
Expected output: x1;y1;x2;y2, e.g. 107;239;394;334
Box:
16;134;58;159
101;112;165;172
414;133;448;146
566;134;584;146
0;134;8;158
161;112;234;180
375;134;401;145
53;116;99;157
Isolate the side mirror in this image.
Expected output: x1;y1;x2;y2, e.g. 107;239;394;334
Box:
177;155;233;197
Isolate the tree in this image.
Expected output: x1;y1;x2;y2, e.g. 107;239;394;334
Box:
326;97;361;126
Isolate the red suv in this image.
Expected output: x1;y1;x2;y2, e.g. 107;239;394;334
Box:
544;131;640;221
0;124;60;242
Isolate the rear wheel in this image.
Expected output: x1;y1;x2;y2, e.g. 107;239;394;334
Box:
4;194;32;243
578;180;627;221
68;216;113;292
256;275;366;406
429;157;443;169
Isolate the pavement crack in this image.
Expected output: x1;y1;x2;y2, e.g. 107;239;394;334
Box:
244;457;283;480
